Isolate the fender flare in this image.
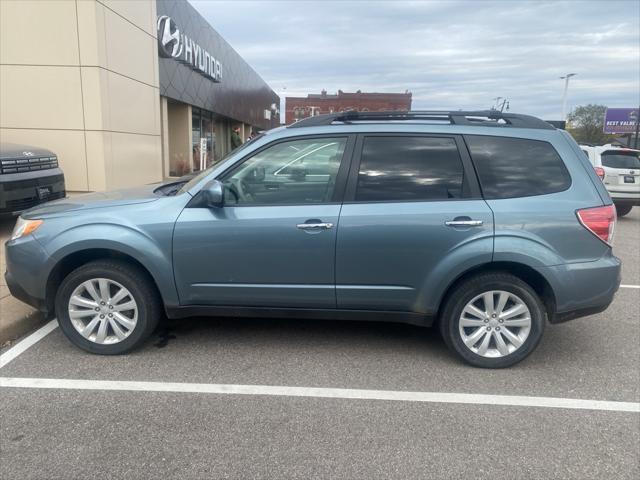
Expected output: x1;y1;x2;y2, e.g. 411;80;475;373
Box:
418;236;559;316
42;224;179;307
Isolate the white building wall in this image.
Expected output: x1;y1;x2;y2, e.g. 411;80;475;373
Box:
0;0;162;191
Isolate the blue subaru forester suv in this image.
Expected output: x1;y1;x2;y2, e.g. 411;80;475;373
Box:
5;111;621;367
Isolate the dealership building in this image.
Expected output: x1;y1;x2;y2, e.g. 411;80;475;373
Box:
0;0;279;191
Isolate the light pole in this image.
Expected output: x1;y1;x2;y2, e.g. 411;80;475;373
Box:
491;97;509;112
279;86;287;125
634;106;639;149
560;73;577;120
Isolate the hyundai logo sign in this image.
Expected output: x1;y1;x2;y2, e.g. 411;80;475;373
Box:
157;15;183;58
157;15;222;83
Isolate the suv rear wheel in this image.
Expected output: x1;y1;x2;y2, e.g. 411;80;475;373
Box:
55;260;161;354
439;273;545;368
614;204;633;217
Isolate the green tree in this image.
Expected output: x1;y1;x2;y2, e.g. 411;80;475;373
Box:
566;104;616;145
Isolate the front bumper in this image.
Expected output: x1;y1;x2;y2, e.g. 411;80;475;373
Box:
4;234;52;316
5;269;46;312
0;168;66;215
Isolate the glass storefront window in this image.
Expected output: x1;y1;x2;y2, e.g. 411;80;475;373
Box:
202;112;215;168
192;107;202;172
166;101;235;177
191;108;219;172
216;118;229;162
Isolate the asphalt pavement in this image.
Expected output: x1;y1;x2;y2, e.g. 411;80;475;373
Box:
1;209;639;479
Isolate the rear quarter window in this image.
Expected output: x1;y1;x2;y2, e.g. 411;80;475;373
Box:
465;135;571;199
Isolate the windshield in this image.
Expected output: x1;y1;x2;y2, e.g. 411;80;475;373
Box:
601;151;640;169
176;134;265;194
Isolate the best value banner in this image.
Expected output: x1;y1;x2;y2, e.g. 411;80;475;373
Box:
603;108;639;134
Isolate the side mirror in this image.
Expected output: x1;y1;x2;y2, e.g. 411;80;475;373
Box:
202;179;224;208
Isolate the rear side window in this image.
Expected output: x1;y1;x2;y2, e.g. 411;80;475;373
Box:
601;151;640;169
465;135;571;199
356;136;464;202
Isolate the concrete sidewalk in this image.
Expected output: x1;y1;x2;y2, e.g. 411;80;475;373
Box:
0;217;44;346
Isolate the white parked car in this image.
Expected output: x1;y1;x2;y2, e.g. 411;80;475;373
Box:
580;144;640;217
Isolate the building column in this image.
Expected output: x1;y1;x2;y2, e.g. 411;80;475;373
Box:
160;96;170;179
166;102;192;177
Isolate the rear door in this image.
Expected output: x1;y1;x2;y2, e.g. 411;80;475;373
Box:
600;149;640;194
335;134;493;314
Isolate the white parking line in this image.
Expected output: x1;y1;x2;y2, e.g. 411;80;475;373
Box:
0;320;58;369
620;284;640;289
1;377;638;413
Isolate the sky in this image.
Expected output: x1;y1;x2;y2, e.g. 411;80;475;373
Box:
191;0;640;119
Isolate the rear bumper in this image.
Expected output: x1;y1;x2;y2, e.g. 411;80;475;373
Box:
612;197;640;207
608;189;640;206
552;303;612;324
538;253;621;324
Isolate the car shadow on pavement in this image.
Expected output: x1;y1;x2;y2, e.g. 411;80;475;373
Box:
153;314;448;356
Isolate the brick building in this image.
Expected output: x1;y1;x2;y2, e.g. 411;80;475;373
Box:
285;89;412;124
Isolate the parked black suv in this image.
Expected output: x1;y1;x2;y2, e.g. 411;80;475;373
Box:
0;143;66;215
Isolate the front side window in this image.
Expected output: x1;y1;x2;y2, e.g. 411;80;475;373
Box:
465;135;571;199
221;137;347;205
355;136;465;202
601;150;640;169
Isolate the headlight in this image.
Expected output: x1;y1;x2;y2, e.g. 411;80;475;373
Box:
10;217;43;241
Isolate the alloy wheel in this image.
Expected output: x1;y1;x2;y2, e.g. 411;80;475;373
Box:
67;278;138;345
458;290;532;358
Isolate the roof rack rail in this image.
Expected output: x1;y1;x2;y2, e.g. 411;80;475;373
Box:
288;110;555;130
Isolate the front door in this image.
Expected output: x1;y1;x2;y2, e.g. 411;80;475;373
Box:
336;134;494;313
173;135;353;308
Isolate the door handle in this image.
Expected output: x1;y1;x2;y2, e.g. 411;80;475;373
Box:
296;222;334;230
445;219;483;227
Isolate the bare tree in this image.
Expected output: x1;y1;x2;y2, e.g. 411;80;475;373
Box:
567;104;616;144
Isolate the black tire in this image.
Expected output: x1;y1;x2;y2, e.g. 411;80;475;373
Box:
439;273;546;368
615;204;633;217
55;259;161;354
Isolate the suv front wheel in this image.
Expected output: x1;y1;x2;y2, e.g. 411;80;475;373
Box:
55;260;161;354
439;273;545;368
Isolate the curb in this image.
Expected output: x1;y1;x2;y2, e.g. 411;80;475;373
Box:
0;295;46;346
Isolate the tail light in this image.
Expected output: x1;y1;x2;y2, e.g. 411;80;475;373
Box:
594;166;605;180
576;204;616;245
